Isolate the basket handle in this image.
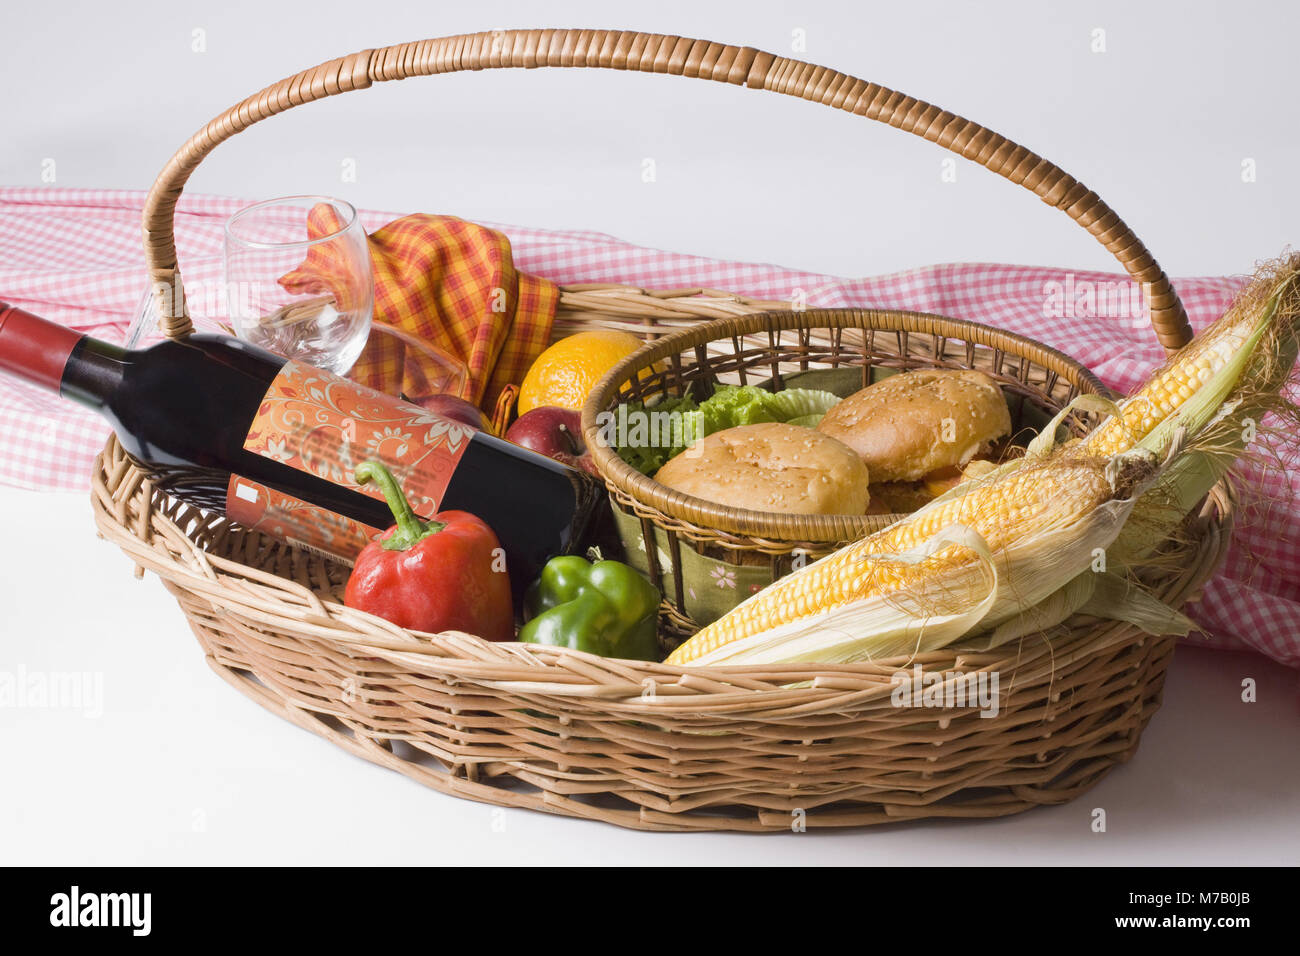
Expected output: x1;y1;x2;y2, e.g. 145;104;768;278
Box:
143;29;1192;351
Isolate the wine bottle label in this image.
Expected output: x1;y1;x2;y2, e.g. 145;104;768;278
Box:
225;475;382;565
243;359;473;516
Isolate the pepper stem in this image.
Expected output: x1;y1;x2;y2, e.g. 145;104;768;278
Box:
354;460;444;551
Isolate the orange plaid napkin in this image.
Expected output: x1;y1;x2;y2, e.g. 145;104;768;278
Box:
279;205;558;409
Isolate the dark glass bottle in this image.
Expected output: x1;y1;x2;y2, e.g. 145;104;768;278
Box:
0;302;601;599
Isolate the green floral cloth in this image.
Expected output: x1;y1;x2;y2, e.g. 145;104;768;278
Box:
611;506;776;626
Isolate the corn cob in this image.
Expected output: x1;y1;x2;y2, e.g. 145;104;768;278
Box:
1082;256;1300;457
1107;260;1300;563
962;258;1298;567
1081;333;1252;456
666;457;1148;666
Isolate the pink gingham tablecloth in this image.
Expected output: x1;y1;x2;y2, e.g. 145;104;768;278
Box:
1;188;1296;667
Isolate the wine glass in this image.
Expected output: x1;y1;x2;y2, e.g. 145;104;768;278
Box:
224;196;373;374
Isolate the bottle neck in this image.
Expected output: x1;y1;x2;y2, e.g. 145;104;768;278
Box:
0;301;126;410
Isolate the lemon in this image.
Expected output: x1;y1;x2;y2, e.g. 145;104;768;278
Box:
518;330;647;414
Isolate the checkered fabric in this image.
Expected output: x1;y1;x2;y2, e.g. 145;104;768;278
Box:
279;203;556;407
0;188;1296;668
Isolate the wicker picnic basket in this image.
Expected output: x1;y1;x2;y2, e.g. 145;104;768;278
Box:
91;30;1231;831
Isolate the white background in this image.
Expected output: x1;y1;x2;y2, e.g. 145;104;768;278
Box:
3;0;1297;277
2;0;1298;865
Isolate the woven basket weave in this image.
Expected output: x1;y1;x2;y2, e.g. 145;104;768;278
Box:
91;29;1231;831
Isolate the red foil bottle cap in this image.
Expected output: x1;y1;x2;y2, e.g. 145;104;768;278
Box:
0;301;85;393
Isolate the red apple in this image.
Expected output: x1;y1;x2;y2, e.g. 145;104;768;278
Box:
506;406;598;475
410;393;490;431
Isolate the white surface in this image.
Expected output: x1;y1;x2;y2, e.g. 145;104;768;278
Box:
3;1;1298;865
1;486;1297;865
2;0;1297;278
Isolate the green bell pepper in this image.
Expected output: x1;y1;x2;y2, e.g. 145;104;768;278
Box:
518;556;661;661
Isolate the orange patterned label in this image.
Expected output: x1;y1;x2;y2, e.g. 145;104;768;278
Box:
243;359;473;516
225;475;381;565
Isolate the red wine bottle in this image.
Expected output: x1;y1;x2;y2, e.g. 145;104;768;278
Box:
0;302;602;599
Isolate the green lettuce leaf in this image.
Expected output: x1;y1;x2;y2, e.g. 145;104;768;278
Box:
764;388;841;422
613;385;843;474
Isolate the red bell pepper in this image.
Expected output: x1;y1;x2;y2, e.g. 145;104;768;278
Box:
343;460;513;641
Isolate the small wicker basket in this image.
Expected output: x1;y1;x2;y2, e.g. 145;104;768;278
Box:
582;308;1113;633
91;30;1230;831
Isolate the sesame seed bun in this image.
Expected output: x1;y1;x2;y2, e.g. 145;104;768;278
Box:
815;369;1011;483
654;422;870;515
